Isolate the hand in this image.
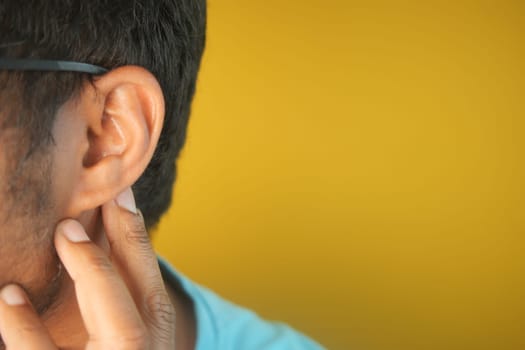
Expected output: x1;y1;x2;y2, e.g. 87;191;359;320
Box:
0;188;175;349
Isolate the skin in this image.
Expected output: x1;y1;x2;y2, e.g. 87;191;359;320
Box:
0;66;196;349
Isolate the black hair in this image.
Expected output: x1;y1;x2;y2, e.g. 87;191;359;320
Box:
0;0;207;229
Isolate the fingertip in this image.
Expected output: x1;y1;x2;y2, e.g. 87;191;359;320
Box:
56;220;90;244
0;284;26;306
136;209;145;223
0;285;57;349
115;187;137;215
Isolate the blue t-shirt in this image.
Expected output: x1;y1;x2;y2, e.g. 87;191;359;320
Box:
158;257;325;350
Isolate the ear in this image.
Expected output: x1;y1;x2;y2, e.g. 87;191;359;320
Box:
59;66;165;217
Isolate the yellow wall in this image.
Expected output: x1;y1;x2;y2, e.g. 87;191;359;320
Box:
153;1;524;349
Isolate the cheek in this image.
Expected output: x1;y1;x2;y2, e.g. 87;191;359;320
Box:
0;211;59;295
0;124;54;218
0;129;22;213
0;202;64;317
0;134;61;306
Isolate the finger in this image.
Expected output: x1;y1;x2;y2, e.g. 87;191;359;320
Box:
103;188;162;291
103;188;175;346
0;284;57;350
54;220;148;347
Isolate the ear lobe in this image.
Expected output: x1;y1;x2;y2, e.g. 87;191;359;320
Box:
65;66;165;217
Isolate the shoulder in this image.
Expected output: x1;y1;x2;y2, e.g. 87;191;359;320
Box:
158;257;325;350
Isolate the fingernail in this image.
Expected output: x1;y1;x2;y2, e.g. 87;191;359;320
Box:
115;187;137;214
61;220;90;243
1;285;26;306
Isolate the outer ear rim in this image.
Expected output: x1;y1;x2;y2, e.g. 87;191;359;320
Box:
65;65;165;217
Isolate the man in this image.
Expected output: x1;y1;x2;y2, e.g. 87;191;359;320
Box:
0;1;323;349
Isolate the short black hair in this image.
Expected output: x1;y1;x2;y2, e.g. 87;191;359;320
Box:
0;0;207;229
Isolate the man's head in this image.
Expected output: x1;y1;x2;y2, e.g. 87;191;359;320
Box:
0;0;206;323
0;0;207;228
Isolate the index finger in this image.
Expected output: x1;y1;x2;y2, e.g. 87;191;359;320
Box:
103;188;167;298
103;188;175;345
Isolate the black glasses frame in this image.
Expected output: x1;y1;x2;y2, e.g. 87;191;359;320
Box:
0;58;108;75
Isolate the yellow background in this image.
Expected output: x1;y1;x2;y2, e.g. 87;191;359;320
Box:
153;1;524;349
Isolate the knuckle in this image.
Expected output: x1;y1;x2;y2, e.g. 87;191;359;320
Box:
123;219;150;247
91;327;149;350
16;319;47;335
143;289;175;343
84;252;114;274
119;328;150;350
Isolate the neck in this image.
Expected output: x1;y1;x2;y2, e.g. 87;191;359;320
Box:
41;208;196;348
